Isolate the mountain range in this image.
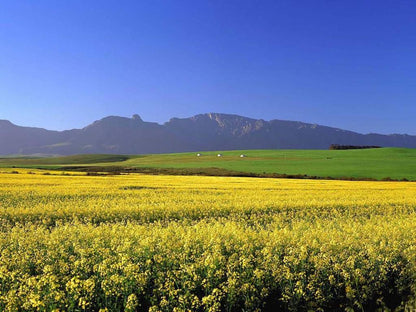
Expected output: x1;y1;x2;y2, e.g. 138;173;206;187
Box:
1;113;415;155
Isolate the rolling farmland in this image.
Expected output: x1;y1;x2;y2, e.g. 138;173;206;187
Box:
1;148;416;181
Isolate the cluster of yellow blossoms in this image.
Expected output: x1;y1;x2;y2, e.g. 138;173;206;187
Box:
1;170;416;311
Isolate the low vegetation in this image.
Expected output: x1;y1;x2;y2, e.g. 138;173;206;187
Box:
1;170;416;311
329;144;381;150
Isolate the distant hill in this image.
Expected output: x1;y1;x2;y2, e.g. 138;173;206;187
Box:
1;113;416;155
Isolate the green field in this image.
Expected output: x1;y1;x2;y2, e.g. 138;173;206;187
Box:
1;147;416;180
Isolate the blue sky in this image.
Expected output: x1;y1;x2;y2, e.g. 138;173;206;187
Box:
0;0;415;134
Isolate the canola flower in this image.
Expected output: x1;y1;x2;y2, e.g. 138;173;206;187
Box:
0;170;416;311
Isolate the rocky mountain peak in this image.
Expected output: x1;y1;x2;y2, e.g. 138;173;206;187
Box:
132;114;143;122
1;113;416;155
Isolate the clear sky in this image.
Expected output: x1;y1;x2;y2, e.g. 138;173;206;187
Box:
0;0;415;134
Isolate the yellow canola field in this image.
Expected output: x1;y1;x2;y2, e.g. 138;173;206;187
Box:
1;170;416;311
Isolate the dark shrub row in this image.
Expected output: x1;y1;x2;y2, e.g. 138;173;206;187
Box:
329;144;381;150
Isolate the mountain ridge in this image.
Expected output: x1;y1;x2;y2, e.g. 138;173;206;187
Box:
1;113;416;155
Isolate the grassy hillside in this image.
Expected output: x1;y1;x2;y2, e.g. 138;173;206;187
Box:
1;148;416;180
121;148;416;180
0;154;131;166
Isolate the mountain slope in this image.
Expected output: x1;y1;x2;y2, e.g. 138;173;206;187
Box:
1;113;416;155
0;120;74;154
